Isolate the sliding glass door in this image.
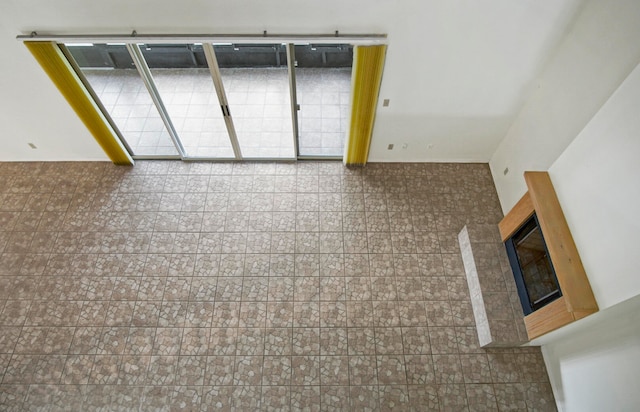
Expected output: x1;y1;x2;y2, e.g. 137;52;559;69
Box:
64;41;352;161
294;44;353;157
139;43;236;158
66;44;179;157
215;44;295;159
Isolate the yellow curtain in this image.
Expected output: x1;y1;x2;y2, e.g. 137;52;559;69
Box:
345;44;387;166
25;41;133;165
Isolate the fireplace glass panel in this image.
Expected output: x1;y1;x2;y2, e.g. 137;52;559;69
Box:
506;214;562;314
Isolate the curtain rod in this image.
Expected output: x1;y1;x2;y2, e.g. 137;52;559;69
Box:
17;31;387;45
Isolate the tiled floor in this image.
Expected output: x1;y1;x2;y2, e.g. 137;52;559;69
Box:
83;67;351;159
0;161;556;411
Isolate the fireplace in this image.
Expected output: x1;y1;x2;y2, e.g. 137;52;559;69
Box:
498;172;597;339
505;213;562;315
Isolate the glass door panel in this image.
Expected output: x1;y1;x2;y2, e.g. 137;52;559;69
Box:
66;43;179;157
67;41;354;161
214;44;295;159
295;44;353;157
139;44;235;158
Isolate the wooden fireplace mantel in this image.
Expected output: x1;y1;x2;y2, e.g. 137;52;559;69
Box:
498;171;598;340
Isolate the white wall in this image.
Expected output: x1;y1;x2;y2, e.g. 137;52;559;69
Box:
489;0;640;212
531;41;640;412
539;63;640;410
0;23;109;161
487;3;640;410
368;0;581;162
531;62;640;411
0;0;580;161
548;62;640;310
541;295;640;412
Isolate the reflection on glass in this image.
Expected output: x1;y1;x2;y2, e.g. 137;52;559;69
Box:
513;216;561;308
66;43;178;156
140;43;235;158
215;44;295;158
295;44;353;157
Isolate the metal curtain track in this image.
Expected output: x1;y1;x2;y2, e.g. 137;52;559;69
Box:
17;31;387;45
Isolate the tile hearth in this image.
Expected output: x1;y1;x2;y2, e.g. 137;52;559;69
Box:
0;161;556;411
459;225;529;347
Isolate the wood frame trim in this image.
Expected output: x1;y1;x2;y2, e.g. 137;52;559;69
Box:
500;171;598;340
524;297;573;340
525;172;598;313
498;192;534;241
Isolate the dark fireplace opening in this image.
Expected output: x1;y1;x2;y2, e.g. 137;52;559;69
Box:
505;213;562;315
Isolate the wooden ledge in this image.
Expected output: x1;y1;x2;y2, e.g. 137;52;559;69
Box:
499;191;534;241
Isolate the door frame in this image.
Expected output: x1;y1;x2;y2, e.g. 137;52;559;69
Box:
52;35;384;162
